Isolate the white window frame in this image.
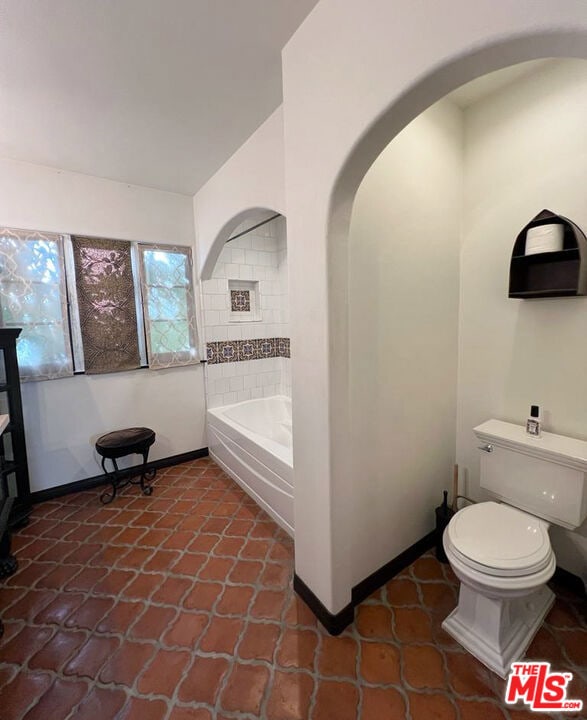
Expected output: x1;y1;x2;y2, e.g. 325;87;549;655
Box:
137;244;199;369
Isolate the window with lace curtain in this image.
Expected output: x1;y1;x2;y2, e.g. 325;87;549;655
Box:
0;226;199;380
0;227;73;380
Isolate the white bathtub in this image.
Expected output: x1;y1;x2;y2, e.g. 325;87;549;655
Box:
207;395;294;535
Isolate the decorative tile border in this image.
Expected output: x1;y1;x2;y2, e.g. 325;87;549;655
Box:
207;337;290;364
230;289;251;312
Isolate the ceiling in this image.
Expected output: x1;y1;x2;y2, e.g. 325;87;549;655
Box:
0;0;318;195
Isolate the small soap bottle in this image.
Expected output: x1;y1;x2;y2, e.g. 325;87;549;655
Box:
526;405;542;437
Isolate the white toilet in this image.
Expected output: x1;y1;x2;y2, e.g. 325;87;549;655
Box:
442;419;587;678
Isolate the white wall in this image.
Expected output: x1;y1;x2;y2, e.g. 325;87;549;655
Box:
194;107;285;279
0;157;206;492
457;59;587;583
202;215;290;408
282;0;587;612
188;0;587;613
348;99;462;585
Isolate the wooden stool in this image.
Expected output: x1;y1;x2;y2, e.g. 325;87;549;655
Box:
95;427;156;504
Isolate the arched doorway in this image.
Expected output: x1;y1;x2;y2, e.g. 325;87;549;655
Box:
200;209;293;532
318;38;587;617
200;207;282;281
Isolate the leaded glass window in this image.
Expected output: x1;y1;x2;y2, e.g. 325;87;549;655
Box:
138;245;198;369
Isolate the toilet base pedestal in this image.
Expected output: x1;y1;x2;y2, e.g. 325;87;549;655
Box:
442;583;554;678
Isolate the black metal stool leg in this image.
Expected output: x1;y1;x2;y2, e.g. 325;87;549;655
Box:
139;448;155;496
96;428;156;504
100;457;119;505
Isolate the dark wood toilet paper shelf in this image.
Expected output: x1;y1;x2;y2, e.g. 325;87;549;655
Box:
509;209;587;299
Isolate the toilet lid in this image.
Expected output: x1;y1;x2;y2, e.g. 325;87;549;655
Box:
447;501;551;575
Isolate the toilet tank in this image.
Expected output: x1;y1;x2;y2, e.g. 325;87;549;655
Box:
474;420;587;530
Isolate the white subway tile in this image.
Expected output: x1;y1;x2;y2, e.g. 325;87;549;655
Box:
225;263;239;279
207;279;223;294
210;325;228;341
223;392;237;405
205;364;222;381
210;294;226;311
231;248;245;264
243;374;257;390
222;363;238;378
240;264;253;280
259;373;272;387
215;378;230;395
208;393;224;408
204;310;220;325
240;324;255;340
229;376;244;392
236;362;249;376
251;237;267;251
250;387;263;399
236;390;251;403
233;235;251;250
245;250;258;265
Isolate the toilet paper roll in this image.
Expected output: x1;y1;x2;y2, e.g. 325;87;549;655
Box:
525;224;564;255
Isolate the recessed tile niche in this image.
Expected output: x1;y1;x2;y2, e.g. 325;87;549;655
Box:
228;279;260;322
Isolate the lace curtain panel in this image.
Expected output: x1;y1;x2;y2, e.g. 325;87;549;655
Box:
138;245;198;369
72;236;140;374
0;227;73;381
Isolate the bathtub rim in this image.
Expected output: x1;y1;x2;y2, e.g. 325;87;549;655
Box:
207;394;293;470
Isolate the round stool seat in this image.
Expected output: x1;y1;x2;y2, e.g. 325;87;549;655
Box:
95;427;156;505
96;427;155;460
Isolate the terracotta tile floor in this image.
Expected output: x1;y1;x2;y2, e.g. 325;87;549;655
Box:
0;457;585;719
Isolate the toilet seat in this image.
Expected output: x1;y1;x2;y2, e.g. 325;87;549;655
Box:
446;501;553;577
